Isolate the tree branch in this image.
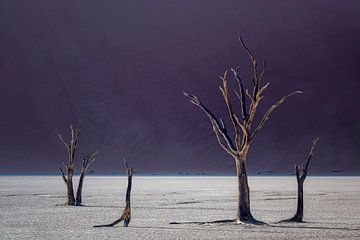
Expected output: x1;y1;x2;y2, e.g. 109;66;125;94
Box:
231;68;248;121
251;91;303;141
183;91;237;157
81;151;97;170
55;130;69;148
219;71;243;150
59;167;67;184
304;137;319;171
239;37;260;99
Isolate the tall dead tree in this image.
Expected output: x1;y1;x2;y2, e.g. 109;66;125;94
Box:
94;159;133;227
183;38;302;224
282;138;319;222
75;151;97;206
56;124;80;206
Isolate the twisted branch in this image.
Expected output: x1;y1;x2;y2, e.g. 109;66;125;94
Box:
183;92;237;157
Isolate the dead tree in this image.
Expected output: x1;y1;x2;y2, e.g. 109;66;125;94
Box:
56;124;80;206
94;159;133;227
282;138;319;223
75;151;97;206
183;38;302;224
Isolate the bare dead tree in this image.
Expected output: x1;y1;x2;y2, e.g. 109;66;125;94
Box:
183;38;302;224
56;124;80;206
94;159;133;227
75;151;97;206
281;138;319;223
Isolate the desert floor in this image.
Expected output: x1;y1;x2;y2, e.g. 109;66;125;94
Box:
1;176;359;239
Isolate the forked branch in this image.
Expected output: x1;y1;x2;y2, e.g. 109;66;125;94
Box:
251;91;303;141
231;68;247;121
297;137;319;181
81;151;98;171
183;92;237;157
304;138;319;171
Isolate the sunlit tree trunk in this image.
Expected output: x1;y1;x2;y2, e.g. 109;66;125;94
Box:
235;157;252;222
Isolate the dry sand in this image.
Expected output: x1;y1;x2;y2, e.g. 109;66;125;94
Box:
1;176;359;239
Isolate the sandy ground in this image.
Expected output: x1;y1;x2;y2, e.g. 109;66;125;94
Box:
1;176;359;239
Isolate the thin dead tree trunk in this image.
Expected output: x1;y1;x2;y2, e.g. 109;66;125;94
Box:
184;37;302;224
56;124;80;206
75;151;97;206
282;138;319;222
94;159;133;227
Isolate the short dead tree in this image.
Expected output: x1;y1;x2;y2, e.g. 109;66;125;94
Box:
183;38;302;224
56;124;97;206
75;151;98;206
281;138;319;223
94;159;133;227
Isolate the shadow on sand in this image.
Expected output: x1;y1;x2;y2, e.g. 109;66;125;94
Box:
170;219;360;232
269;224;360;232
170;218;266;226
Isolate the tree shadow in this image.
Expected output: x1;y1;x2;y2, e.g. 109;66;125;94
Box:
130;225;240;232
170;219;235;225
170;218;266;226
269;224;360;232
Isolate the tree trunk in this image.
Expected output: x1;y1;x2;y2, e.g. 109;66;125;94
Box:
93;162;133;228
281;138;318;223
280;167;307;223
123;171;132;227
292;179;304;222
235;157;253;223
75;171;85;206
66;168;75;206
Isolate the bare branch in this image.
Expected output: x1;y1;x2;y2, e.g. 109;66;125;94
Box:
81;151;98;170
239;37;260;99
239;37;255;63
245;89;254;102
59;167;67;184
55;130;68;148
231;68;247;121
183;91;237;157
233;114;249;150
219;71;244;150
259;59;267;81
251;91;303;141
257;82;270;97
123;156;128;169
88;151;97;166
304;137;319;170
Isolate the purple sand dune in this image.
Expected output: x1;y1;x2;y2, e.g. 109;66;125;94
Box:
0;0;359;174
